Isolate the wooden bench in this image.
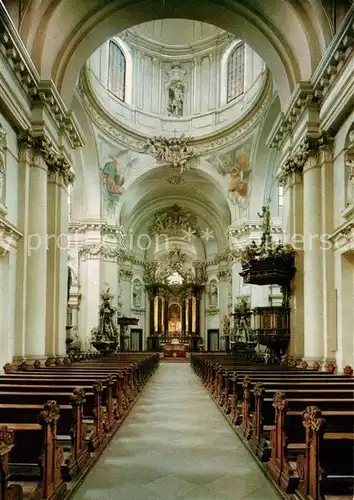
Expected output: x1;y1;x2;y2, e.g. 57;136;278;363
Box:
268;394;354;497
0;388;89;480
191;354;354;500
0;401;67;500
0;353;159;499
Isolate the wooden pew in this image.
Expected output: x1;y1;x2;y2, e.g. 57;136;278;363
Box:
246;383;354;461
0;388;89;480
0;353;159;499
267;394;354;497
191;354;354;500
0;426;15;500
0;401;67;500
300;406;354;499
0;376;108;451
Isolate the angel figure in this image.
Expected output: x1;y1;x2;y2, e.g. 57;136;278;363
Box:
228;153;250;204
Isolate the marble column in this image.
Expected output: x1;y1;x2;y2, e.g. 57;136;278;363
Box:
320;147;336;364
14;145;31;362
148;291;155;335
157;296;163;334
25;148;48;360
181;298;186;336
0;249;9;369
46;171;69;360
195;293;201;336
283;172;304;358
303;153;324;364
164;297;169;337
188;297;193;335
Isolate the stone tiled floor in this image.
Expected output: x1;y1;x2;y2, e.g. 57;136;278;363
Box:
73;363;279;500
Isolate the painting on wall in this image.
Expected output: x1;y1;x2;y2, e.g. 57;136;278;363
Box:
208;138;253;207
101;151;137;220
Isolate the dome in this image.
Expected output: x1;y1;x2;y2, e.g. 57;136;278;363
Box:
128;19;223;48
84;19;267;138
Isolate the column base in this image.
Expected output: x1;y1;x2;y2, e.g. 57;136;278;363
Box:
12;356;47;370
301;356;337;372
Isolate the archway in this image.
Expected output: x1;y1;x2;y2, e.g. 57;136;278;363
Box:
11;0;333;109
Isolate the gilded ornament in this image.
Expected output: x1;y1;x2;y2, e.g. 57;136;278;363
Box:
273;391;287;410
302;406;325;433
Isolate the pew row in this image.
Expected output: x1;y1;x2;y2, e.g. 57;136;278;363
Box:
0;353;159;499
191;353;354;500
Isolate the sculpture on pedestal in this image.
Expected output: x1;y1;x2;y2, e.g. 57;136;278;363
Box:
91;288;119;355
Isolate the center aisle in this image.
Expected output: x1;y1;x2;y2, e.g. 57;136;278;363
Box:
73;363;279;500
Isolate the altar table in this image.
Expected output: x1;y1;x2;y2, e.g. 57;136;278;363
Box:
163;343;188;358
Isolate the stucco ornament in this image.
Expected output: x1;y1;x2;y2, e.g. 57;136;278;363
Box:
144;135;197;173
277;133;331;187
149;204;198;237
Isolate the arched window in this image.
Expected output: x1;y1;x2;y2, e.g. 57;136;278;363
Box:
227;43;245;103
108;41;126;101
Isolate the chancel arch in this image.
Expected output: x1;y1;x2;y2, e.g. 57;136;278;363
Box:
10;0;334;110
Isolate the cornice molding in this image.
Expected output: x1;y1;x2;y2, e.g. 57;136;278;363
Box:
0;216;22;254
0;4;86;148
328;220;354;249
120;29;232;59
267;8;354;149
78;67;272;154
69;221;126;236
228;223;282;239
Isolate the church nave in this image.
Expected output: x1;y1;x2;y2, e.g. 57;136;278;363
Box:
72;363;279;500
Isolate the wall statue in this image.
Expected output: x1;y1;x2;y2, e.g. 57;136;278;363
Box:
209;279;218;307
167;64;186;118
132;279;142;309
345;159;354;206
168;81;185;117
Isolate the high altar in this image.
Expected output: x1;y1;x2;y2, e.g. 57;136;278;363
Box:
144;250;206;354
